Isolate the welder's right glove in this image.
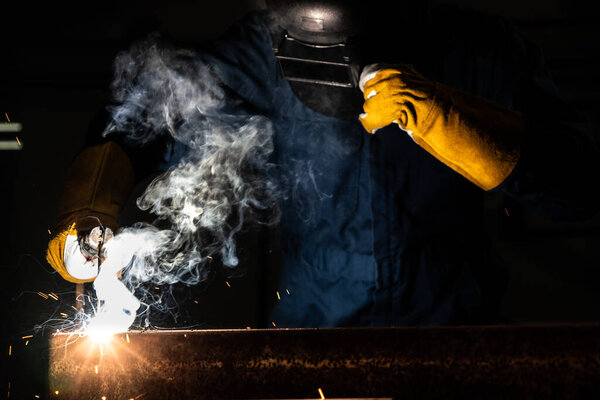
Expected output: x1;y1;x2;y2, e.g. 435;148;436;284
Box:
46;142;134;283
359;64;524;191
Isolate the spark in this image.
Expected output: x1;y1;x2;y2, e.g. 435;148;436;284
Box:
15;136;21;146
276;291;280;300
25;341;29;346
126;333;130;343
95;365;99;374
21;335;33;339
102;397;106;400
60;313;68;318
48;292;59;301
134;394;146;399
504;208;510;217
35;395;40;399
318;388;325;399
48;229;52;235
55;390;59;395
271;322;276;327
207;256;213;260
286;289;291;295
37;292;49;299
8;345;11;356
193;300;198;304
4;113;10;122
225;281;231;287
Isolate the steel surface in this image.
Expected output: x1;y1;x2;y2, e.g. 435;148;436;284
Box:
48;325;600;399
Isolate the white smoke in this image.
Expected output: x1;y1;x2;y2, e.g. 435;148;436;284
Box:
85;33;279;336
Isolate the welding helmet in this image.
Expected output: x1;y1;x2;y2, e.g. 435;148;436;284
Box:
266;0;365;45
265;0;428;118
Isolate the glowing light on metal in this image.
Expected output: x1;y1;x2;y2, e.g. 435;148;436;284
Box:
84;233;141;343
86;324;117;344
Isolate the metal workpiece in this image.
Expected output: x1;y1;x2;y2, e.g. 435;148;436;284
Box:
48;325;600;399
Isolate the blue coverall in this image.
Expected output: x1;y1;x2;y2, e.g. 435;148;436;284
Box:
118;5;600;327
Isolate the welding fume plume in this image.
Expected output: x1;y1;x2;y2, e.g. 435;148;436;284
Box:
84;33;279;338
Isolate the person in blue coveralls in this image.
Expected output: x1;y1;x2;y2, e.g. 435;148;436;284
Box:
47;1;600;328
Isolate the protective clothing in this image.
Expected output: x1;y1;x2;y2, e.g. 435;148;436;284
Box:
46;142;133;283
266;0;365;45
63;234;100;281
359;64;524;190
190;6;600;326
61;226;114;281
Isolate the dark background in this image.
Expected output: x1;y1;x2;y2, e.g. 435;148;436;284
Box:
2;0;600;345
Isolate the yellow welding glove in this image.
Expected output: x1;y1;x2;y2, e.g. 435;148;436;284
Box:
359;64;524;190
46;142;134;283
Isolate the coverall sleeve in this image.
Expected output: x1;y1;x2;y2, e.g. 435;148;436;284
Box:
495;28;600;221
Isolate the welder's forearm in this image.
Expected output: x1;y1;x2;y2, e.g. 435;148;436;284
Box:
55;141;134;231
413;83;524;191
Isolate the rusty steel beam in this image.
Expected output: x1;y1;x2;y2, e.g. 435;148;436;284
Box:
47;325;600;399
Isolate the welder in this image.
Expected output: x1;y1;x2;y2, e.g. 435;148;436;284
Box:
47;0;600;327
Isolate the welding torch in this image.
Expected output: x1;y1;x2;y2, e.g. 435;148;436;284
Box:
78;226;113;268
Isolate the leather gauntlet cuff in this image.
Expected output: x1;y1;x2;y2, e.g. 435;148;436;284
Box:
413;83;524;191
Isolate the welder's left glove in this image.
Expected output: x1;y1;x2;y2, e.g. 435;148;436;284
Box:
359;64;524;190
46;142;133;283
